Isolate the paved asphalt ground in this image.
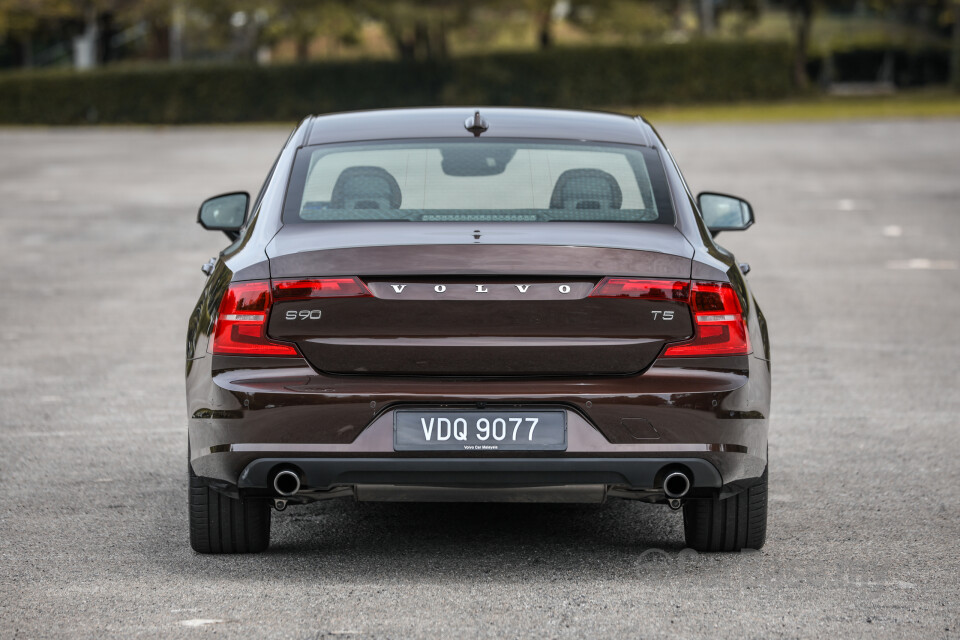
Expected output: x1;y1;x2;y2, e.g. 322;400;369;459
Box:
1;120;958;639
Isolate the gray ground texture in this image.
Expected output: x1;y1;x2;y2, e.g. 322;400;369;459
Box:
1;120;958;639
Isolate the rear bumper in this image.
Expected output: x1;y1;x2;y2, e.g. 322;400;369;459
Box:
187;355;770;495
238;456;723;491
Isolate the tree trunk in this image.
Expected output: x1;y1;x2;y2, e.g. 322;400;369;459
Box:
952;1;960;92
414;21;430;60
73;7;101;70
20;34;34;68
147;22;171;61
170;2;185;63
671;0;687;32
97;12;115;64
435;20;448;59
698;0;715;36
296;35;310;62
538;10;552;48
792;1;814;90
388;28;415;61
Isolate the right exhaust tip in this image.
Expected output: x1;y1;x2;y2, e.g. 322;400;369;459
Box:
663;471;691;499
273;469;302;496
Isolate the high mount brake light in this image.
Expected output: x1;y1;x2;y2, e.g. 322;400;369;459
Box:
663;281;751;357
212;281;299;357
272;277;372;300
590;277;750;357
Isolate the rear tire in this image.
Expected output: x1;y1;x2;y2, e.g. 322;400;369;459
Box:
189;466;271;554
682;467;767;552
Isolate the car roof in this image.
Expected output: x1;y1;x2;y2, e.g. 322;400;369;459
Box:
305;107;653;147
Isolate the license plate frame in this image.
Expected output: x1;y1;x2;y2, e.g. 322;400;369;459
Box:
394;408;567;452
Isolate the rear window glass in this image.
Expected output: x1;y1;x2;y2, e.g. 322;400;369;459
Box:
283;140;673;224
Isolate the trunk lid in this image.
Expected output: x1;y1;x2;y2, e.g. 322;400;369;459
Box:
266;223;693;376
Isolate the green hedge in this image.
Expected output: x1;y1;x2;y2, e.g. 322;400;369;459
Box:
0;41;793;125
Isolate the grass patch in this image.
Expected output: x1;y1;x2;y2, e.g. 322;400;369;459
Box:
618;89;960;123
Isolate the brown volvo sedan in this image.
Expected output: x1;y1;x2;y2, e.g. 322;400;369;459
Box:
186;107;770;553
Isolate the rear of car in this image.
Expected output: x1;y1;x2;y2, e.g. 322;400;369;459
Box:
186;108;770;554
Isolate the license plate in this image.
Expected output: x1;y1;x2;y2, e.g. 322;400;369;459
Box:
394;409;567;451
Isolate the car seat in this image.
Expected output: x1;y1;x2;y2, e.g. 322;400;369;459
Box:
549;168;622;210
330;166;402;210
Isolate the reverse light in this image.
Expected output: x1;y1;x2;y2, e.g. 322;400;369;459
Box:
663;281;751;357
212;281;299;356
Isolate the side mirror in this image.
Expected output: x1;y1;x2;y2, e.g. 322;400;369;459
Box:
697;192;754;235
198;192;249;240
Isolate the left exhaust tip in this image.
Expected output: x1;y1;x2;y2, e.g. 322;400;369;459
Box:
273;469;301;496
663;471;691;499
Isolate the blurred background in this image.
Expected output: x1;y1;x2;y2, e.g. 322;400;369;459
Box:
0;0;958;124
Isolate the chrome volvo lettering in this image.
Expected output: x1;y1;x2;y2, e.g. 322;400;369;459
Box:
651;310;675;320
380;283;581;297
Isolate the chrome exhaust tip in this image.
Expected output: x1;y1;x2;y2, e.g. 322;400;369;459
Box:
273;469;301;497
663;471;691;499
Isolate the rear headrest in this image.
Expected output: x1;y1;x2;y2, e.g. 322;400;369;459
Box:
549;168;622;210
330;166;402;209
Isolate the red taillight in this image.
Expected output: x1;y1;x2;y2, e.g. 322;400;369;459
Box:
663;281;751;357
211;281;299;357
590;278;690;301
590;277;750;357
272;277;372;301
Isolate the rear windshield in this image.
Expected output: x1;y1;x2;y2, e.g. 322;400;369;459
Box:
282;139;674;224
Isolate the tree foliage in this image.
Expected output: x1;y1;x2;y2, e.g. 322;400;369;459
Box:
1;0;957;83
